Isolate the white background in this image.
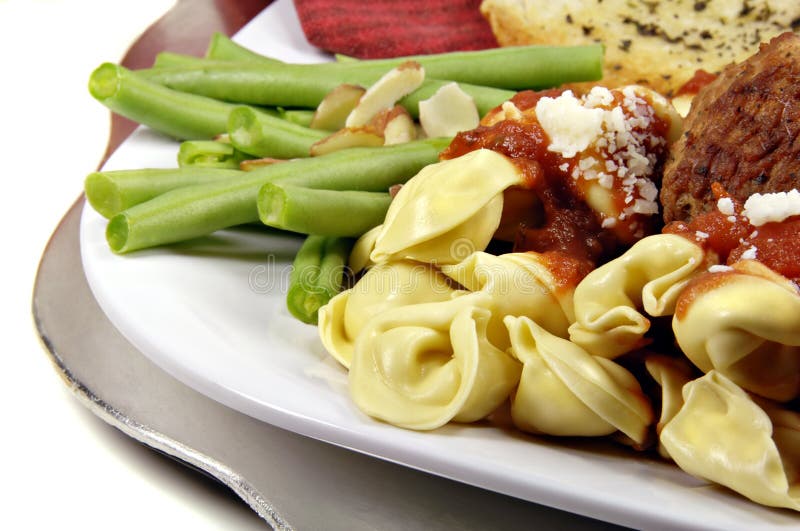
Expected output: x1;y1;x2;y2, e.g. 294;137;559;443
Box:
1;1;267;528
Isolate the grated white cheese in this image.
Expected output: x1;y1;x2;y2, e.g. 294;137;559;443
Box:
601;217;617;228
534;86;665;225
740;246;758;260
584;86;615;107
500;101;524;122
708;265;734;273
637;179;658;202
695;231;709;240
630;198;659;215
535;91;604;158
742;189;800;226
717;197;735;216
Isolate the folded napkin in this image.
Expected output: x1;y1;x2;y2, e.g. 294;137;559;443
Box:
293;0;498;58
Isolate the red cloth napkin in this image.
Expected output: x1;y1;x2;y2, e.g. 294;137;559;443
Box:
293;0;498;58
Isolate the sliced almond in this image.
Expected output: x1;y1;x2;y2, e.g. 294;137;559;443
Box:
309;84;366;131
418;82;480;138
239;157;290;171
383;109;417;145
366;105;404;132
309;127;385;156
364;105;417;145
345;61;425;128
670;93;693;119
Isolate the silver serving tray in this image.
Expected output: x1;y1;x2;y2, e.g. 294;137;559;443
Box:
32;198;619;530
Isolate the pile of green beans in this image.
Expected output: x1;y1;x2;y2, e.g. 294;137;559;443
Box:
89;32;602;140
85;32;605;323
93;138;449;253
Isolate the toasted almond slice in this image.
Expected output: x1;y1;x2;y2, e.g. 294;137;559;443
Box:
388;184;403;198
418;82;480;138
365;105;416;145
670;93;693;118
366;105;405;132
383;109;417;145
310;84;366;131
345;61;425;128
239;157;290;171
310;127;385;156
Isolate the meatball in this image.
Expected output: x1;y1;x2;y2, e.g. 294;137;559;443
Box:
661;32;800;223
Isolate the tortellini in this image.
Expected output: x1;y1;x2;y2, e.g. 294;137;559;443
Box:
369;149;525;265
313;133;800;514
322;248;588;430
318;260;459;368
347;224;382;274
505;315;654;445
440;251;576;348
349;293;522;430
660;371;800;511
569;234;706;359
644;354;695;459
672;260;800;402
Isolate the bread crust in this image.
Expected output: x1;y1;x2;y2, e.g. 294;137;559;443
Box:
480;0;800;95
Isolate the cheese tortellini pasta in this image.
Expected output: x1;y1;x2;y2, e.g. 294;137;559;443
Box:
644;354;695;459
319;260;459;368
349;293;522;430
313;128;800;513
505;315;654;445
369;149;525;265
660;371;800;511
440;251;576;348
672;260;800;402
569;234;706;358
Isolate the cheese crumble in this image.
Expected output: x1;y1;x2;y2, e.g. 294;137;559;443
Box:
740;246;758;260
743;189;800;226
717;197;735;216
708;265;734;273
534;86;671;228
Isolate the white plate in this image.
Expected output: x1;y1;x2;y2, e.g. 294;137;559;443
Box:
80;1;800;529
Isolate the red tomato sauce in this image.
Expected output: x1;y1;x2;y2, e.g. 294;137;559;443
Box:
441;92;610;265
440;88;671;266
664;186;800;283
729;217;800;283
675;69;718;97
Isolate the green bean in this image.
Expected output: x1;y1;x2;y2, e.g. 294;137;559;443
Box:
227;106;328;158
205;32;283;64
278;108;316;128
206;38;603;89
153;51;211;68
391;44;603;89
177;140;250;169
259;184;391;236
105;138;448;253
85;167;242;219
334;53;359;63
89;62;245;139
139;63;515;118
287;235;353;325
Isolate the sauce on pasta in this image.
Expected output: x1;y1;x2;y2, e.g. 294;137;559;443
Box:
440;87;673;265
664;185;800;283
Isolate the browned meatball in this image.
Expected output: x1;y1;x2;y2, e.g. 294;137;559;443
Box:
661;32;800;223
